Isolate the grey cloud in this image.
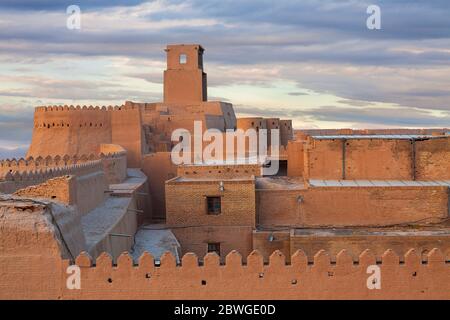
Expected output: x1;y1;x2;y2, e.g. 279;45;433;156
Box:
288;92;309;96
0;0;449;129
0;146;28;159
337;99;375;107
235;104;450;128
0;0;149;11
0;107;34;148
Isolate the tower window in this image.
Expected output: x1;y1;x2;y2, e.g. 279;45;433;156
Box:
206;196;221;215
207;243;221;256
179;54;187;64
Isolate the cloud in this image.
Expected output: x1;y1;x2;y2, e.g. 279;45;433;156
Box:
288;92;309;96
0;146;28;159
235;104;450;128
0;105;34;151
0;0;450;139
0;0;148;11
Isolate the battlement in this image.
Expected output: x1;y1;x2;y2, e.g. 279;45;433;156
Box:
1;160;102;182
35;105;125;112
34;102;143;113
0;152;125;178
74;247;448;268
52;248;450;299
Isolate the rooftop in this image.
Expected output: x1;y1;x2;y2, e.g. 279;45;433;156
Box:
311;134;441;140
256;177;306;190
309;179;450;187
293;228;450;237
131;225;181;263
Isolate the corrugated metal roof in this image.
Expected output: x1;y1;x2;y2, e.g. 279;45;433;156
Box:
309;179;450;187
311;134;435;140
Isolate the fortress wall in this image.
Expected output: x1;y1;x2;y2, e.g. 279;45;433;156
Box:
253;230;291;263
257;189;303;226
204;114;226;131
0;158;108;216
177;164;261;179
14;175;77;205
290;234;450;263
172;226;254;263
237;117;267;132
99;144;128;184
305;137;450;180
287;140;304;176
0;154;97;178
111;104;144;168
0;160;104;195
257;186;449;227
14;248;448;299
165;178;256;227
27;106;113;158
279;120;293;146
141;152;177;220
306;138;413;180
416;137;450;180
299;128;450;136
1;152;127;192
306;139;343;179
0;198;448;299
76;171;108;216
0;199;74;299
216;102;237;130
345;139;412;180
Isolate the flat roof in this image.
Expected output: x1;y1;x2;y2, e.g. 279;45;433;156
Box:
309;179;450;187
131;226;181;263
171;176;254;182
183;156;261;166
293;228;450;237
256;177;306;190
311;134;437;140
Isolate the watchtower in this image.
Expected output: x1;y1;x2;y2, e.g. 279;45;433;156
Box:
163;44;207;104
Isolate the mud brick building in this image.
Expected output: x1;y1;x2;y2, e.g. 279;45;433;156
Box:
0;44;449;299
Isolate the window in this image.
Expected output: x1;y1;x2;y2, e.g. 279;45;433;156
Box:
207;243;220;255
206;196;221;215
179;54;187;64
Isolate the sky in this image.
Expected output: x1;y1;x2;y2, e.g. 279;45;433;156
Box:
0;0;449;158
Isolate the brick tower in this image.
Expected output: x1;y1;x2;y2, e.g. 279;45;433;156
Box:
163;44;208;104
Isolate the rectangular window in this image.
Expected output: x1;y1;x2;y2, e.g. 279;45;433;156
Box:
206;196;221;215
207;243;221;255
179;53;187;64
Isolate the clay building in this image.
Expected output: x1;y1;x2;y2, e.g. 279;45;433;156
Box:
0;44;449;299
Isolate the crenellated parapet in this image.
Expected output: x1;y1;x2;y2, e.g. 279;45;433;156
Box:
58;248;449;299
1;160;102;182
0;152;124;178
34;101;141;113
35;105;125;112
0;154;95;173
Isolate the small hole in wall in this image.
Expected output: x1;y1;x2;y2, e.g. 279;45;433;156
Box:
107;278;113;283
412;272;417;277
145;273;151;279
328;271;334;277
291;279;297;285
201;280;207;286
51;196;57;199
258;273;264;278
